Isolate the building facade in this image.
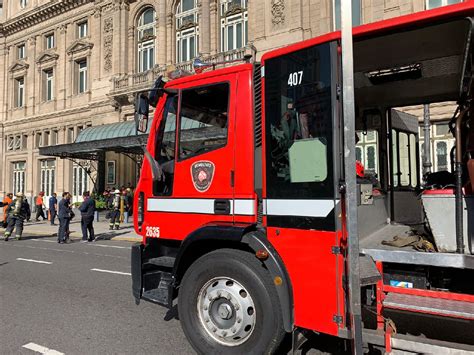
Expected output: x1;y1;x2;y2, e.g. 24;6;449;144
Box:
0;0;463;202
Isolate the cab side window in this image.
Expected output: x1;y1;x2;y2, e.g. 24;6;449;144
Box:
178;83;229;160
153;95;178;196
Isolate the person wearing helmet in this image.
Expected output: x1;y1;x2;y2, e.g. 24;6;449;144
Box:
4;192;31;241
108;189;121;230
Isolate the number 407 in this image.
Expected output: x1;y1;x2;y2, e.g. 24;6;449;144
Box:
288;71;303;87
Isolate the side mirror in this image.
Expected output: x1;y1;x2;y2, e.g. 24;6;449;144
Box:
135;93;149;133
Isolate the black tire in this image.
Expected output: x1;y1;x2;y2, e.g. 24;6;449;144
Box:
178;248;286;355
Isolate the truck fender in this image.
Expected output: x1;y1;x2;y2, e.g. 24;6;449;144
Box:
172;224;294;332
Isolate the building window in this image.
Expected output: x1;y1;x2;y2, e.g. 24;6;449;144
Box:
107;161;116;185
78;21;88;38
220;0;248;52
77;60;87;94
20;0;28;9
176;0;199;63
7;135;25;151
137;8;156;72
40;160;56;197
334;0;361;30
44;69;54;101
73;164;88;201
17;44;25;59
12;161;26;195
426;0;462;9
35;132;42;148
356;130;379;177
45;33;55;49
67;127;75;143
51;130;58;146
15;77;25;108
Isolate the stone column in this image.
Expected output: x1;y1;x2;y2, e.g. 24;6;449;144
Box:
91;8;102;79
28;36;37;116
209;0;218;55
157;0;167;66
166;12;174;64
60;24;68;110
200;0;211;57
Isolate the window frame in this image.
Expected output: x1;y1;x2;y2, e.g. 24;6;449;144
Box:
15;77;25;108
44;69;54;101
137;7;156;72
12;161;26;195
77;59;88;94
77;21;88;39
220;0;248;52
40;159;56;197
177;82;231;162
17;44;25;59
45;33;55;49
175;0;199;63
20;0;28;9
107;160;116;185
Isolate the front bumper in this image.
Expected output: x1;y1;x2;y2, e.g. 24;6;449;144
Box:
131;243;143;303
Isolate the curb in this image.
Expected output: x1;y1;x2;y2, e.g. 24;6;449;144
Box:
0;228;141;243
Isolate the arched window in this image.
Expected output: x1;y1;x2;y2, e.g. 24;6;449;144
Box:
220;0;248;52
176;0;199;63
137;7;156;72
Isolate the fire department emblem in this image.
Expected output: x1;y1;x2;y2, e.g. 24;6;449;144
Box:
191;161;215;193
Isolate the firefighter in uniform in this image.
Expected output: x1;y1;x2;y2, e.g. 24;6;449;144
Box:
4;192;31;241
108;189;121;230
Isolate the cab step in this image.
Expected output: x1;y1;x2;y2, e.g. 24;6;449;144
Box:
142;271;173;307
147;256;175;269
383;292;474;320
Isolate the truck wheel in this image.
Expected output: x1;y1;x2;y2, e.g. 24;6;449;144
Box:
178;248;286;355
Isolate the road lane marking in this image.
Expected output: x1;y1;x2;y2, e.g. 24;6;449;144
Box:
89;244;129;249
31;239;57;243
16;258;52;265
2;244;128;260
91;268;131;276
22;342;64;354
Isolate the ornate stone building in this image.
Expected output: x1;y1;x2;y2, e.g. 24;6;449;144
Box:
0;0;462;202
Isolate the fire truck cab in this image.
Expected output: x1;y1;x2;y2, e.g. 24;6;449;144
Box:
131;2;474;353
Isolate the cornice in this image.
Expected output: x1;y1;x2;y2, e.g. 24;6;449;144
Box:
2;0;93;35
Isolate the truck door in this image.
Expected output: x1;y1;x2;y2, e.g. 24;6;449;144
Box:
147;77;237;240
261;41;344;335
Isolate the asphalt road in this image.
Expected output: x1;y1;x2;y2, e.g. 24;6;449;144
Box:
0;234;194;355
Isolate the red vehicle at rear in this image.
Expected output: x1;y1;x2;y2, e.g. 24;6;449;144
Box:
131;2;474;353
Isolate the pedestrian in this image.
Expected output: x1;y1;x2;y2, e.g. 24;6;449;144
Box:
4;192;31;241
57;192;72;244
2;193;13;228
108;189;121;230
79;191;95;242
49;192;58;225
35;191;47;221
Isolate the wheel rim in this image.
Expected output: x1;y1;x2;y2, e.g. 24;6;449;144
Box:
197;276;256;346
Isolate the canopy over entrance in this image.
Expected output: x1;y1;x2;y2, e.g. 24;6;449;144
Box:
39;121;148;160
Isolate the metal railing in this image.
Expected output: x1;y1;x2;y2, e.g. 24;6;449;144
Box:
111;46;254;92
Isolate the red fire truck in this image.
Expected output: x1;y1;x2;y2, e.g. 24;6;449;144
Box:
131;2;474;353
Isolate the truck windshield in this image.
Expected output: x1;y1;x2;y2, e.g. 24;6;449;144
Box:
264;42;334;200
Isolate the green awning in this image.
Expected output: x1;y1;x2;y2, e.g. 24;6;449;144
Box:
40;120;148;160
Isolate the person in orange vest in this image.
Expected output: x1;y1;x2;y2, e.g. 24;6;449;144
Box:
2;193;13;228
35;191;47;221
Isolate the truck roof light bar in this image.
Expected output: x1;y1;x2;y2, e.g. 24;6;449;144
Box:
366;63;422;85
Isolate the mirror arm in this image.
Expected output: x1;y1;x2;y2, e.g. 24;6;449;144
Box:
143;148;163;182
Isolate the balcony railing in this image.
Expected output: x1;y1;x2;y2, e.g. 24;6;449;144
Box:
111;46;255;93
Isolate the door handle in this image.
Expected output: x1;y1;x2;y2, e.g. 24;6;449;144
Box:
214;199;231;215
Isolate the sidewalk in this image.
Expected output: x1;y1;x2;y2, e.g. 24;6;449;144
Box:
0;208;141;242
